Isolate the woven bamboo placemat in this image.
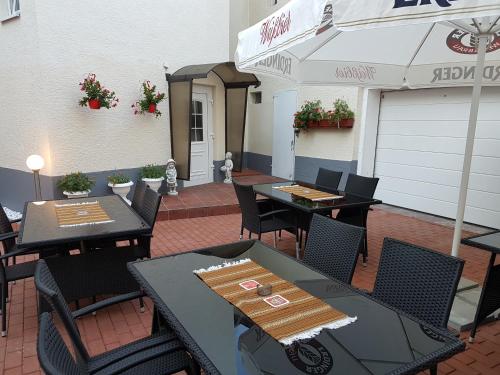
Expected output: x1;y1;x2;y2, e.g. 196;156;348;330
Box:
194;259;356;345
54;201;114;228
273;185;343;201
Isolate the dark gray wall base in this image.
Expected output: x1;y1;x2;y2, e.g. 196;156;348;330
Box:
243;152;272;175
294;157;358;190
213;160;225;183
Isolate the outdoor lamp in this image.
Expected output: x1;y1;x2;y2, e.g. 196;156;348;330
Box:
26;154;45;201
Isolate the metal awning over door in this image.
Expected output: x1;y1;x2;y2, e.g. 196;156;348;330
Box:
167;62;260;180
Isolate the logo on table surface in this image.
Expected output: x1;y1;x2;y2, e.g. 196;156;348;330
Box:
260;11;291;46
447;29;500;54
394;0;457;8
286;339;333;374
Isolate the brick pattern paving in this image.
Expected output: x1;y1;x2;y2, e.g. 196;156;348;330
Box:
1;208;499;374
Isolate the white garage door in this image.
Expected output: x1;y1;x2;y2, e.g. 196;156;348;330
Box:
374;87;500;229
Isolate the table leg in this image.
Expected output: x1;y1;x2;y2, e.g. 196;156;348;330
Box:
469;253;499;342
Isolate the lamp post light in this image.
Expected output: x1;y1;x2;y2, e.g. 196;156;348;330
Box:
26;155;45;201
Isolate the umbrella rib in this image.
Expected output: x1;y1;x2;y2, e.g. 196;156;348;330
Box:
446;20;478;34
405;24;435;71
486;16;500;33
298;30;343;62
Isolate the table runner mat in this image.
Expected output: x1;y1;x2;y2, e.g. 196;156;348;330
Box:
54;201;114;227
273;185;343;202
194;259;356;345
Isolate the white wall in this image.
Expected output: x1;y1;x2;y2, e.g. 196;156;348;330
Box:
0;0;230;176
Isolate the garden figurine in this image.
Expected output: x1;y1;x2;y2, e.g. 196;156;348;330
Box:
220;152;233;184
166;159;178;196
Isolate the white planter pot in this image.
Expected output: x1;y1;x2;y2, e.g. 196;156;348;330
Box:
142;177;164;193
63;190;91;199
108;181;133;205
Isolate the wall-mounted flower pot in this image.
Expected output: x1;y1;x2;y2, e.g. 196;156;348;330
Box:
338;118;354;128
88;99;101;110
148;104;156;113
307;120;330;128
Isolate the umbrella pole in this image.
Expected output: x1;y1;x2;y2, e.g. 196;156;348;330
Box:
451;34;490;257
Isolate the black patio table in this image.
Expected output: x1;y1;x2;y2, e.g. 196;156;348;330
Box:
17;195;150;249
128;240;464;375
461;230;500;342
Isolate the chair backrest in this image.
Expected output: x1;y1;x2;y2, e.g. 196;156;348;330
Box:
315;168;343;191
0;203;16;253
372;238;464;329
344;174;379;198
37;312;82;375
233;182;260;231
131;181;148;212
303;214;364;284
136;187;161;230
35;260;90;363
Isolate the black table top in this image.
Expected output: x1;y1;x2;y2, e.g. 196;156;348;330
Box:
129;240;463;375
462;230;500;254
253;181;382;213
18;195;150;249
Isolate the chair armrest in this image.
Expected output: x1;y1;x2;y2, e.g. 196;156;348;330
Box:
72;291;145;319
259;209;291;219
0;245;30;260
97;340;185;375
0;231;18;242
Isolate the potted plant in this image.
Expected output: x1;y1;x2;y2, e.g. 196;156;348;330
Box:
140;164;165;192
331;99;355;128
107;173;133;204
57;172;95;199
132;81;166;118
79;73;119;110
293;100;324;133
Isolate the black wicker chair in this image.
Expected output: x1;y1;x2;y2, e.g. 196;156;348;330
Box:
234;182;300;258
35;261;199;375
336;173;379;265
0;203;69;336
131;180;148;212
315;168;343;191
42;188;162;313
303;214;364;284
372;238;464;375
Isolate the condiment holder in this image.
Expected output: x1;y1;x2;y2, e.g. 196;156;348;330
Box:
257;284;272;296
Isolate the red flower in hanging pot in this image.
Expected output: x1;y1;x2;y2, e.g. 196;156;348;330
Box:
88;99;101;110
132;80;166;118
79;73;119;110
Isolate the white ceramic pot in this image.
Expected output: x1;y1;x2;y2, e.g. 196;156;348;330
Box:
63;190;91;199
108;181;133;205
142;177;164;193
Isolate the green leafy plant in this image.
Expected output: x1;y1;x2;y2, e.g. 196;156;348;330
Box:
330;99;354;122
57;172;95;193
79;73;119;109
140;164;165;179
293;100;323;131
107;173;131;185
132;81;166;118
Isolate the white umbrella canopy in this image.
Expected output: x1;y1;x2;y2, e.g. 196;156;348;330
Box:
235;0;500;256
236;0;500;89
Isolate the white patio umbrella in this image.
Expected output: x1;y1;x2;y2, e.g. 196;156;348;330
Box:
235;0;500;257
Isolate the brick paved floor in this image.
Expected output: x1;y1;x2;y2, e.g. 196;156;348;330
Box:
1;208;499;374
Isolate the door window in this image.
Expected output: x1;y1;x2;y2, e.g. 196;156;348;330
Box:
191;100;204;142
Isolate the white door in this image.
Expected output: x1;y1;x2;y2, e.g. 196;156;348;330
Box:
374;87;500;228
184;87;214;187
272;90;297;180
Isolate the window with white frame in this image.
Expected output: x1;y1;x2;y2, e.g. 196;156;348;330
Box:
7;0;20;16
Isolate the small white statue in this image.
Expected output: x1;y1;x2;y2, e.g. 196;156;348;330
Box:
166;159;178;196
220;152;234;184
